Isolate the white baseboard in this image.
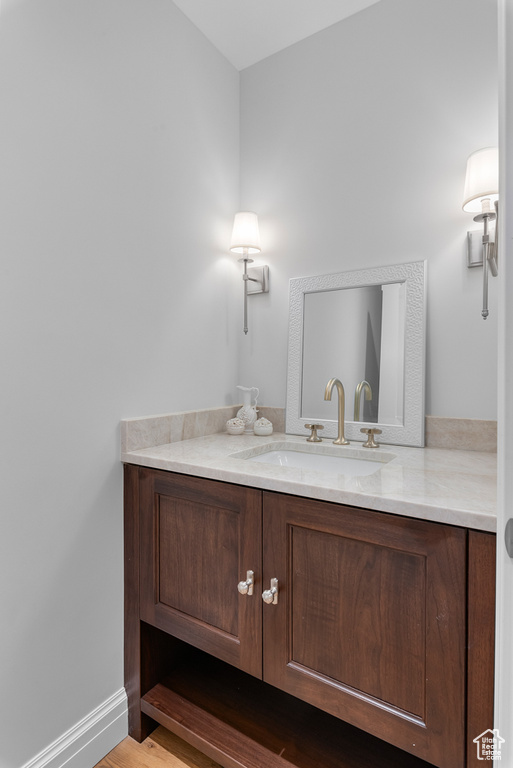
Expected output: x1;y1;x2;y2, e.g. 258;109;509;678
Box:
22;688;128;768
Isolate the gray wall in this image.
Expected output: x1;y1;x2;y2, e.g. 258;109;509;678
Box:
0;0;500;765
0;1;239;765
239;0;498;419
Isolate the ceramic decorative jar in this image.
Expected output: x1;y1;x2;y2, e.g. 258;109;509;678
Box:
226;417;245;435
253;417;273;436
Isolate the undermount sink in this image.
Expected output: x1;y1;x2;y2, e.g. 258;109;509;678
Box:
232;442;394;477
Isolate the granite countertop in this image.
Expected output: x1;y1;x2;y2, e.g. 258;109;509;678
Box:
122;431;497;532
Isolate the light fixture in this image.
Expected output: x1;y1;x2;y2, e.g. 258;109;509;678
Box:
463;147;499;319
230;211;269;334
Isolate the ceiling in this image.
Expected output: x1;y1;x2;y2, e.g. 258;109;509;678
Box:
171;0;382;71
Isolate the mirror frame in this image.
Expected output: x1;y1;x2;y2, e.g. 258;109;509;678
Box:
286;260;426;447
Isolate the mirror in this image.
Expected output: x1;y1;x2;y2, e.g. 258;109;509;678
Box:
286;261;426;447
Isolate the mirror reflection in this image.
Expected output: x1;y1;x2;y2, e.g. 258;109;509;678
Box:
286;261;426;447
302;283;406;426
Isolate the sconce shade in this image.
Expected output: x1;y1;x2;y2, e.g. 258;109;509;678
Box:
462;147;499;213
230;211;261;254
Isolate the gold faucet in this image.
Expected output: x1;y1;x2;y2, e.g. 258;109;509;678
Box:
324;378;350;445
354;380;372;421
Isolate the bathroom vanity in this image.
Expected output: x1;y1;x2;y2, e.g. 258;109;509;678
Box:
123;428;496;768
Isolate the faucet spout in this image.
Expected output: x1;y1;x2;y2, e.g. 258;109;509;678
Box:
324;378;350;445
354;380;372;422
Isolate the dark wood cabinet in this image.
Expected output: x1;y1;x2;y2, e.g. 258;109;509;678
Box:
262;492;466;768
125;465;495;768
139;468;262;677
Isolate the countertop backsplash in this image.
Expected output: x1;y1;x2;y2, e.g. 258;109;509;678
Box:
425;416;496;452
121;407;496;454
120;405;286;454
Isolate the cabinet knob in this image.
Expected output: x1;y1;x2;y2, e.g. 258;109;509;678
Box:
262;577;279;605
237;570;254;596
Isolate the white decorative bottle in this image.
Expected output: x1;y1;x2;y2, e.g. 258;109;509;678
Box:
236;385;259;433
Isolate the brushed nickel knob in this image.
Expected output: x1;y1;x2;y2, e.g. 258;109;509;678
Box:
262;577;278;605
237;570;254;596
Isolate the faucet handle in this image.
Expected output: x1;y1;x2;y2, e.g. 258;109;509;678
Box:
305;424;324;442
360;428;382;448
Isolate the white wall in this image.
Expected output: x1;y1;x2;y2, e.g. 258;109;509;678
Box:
239;0;499;420
0;1;501;765
0;1;239;766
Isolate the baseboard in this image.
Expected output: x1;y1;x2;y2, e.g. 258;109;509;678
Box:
22;688;128;768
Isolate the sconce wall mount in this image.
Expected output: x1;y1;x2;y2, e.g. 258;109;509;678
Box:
463;147;499;319
230;211;269;334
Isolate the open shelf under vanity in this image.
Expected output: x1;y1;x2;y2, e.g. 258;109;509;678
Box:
140;644;436;768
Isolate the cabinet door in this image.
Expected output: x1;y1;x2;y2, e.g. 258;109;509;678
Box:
140;469;262;678
262;492;466;768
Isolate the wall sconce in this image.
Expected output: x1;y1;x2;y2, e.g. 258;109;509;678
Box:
230;211;269;334
463;147;499;319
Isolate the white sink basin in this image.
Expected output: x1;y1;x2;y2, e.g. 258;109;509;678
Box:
232;442;394;477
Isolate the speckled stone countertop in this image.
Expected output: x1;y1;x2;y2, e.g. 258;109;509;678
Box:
122;431;497;533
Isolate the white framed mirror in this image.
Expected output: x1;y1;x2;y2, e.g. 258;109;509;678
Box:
286;260;426;447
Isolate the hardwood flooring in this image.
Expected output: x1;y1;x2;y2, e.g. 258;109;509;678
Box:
94;727;222;768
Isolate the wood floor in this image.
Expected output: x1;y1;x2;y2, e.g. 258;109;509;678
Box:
94;727;222;768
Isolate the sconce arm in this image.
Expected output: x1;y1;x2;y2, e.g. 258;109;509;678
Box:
489;199;499;277
475;202;499;320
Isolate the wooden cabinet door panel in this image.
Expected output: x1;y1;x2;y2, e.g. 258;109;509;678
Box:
262;492;466;768
140;469;262;678
290;525;426;717
158;495;239;635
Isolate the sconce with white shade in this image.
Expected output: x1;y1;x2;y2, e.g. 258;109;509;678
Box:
463;147;499;319
230;211;269;334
